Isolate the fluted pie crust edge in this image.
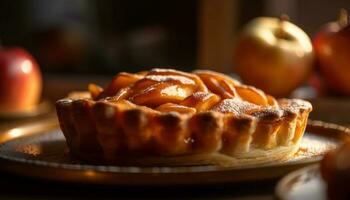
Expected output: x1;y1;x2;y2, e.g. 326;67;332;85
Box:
56;93;311;167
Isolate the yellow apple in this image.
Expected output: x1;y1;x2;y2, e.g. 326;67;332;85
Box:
234;16;314;97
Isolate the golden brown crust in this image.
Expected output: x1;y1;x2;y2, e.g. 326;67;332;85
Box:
56;68;312;166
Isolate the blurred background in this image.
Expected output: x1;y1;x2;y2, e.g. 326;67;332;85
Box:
0;0;350;124
1;0;349;74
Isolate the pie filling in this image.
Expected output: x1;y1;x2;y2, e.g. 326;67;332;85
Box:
56;68;312;166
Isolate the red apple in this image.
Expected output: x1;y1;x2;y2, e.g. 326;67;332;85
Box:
234;16;314;97
0;47;42;113
313;9;350;96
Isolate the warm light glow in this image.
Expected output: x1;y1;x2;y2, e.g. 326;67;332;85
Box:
8;128;22;138
258;29;276;46
21;60;32;74
161;85;188;98
284;22;313;53
85;170;97;177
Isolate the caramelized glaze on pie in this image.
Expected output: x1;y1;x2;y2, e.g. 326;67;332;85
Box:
56;68;312;166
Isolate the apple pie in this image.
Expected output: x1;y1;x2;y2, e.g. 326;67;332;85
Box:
56;68;312;166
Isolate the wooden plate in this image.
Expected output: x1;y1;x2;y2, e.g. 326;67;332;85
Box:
275;164;326;200
0;119;348;186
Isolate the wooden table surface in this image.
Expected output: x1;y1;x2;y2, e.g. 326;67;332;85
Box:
0;169;276;200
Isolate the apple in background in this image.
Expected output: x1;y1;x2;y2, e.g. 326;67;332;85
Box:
313;9;350;96
234;16;314;97
0;47;42;113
